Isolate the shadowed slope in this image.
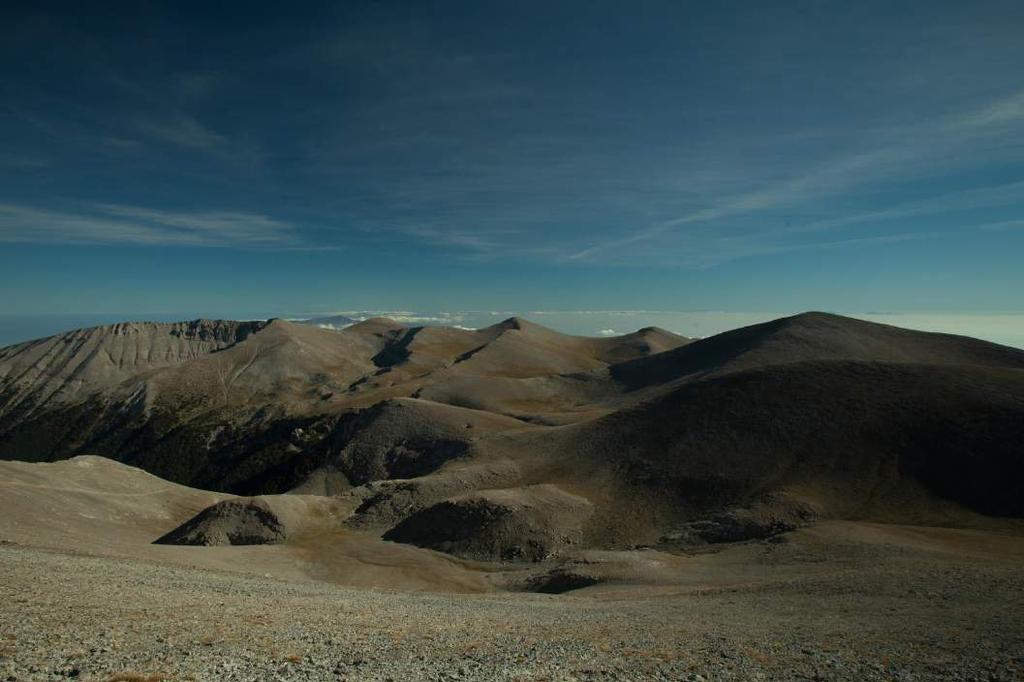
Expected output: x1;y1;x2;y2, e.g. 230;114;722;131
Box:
383;484;593;561
442;317;689;378
567;361;1024;537
610;311;1024;390
340;316;690;381
282;397;531;495
0;320;381;489
374;315;1024;556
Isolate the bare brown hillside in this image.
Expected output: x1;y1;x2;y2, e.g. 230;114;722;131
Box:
0;312;1021;567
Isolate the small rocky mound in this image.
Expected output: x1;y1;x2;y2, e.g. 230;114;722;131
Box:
521;568;603;594
154;499;285;546
322;398;521;486
659;497;819;548
382;484;593;561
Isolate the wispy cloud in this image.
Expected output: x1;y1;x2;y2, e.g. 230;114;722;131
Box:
133;114;226;149
566;90;1024;264
636;231;937;270
397;225;521;254
785;180;1024;235
976;219;1024;231
0;203;315;249
947;90;1024;131
0;152;49;169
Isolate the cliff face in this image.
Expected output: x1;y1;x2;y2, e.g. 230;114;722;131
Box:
0;319;265;420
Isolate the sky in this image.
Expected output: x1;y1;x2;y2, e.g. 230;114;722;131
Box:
1;1;1023;339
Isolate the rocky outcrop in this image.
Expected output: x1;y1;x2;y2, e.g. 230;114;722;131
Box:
155;499;286;546
383;485;593;561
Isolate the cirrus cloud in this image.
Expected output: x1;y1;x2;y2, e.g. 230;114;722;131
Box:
0;202;324;250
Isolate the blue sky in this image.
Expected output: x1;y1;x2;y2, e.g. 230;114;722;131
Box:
1;1;1023;320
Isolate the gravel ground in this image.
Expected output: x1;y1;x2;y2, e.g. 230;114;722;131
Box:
2;543;1023;681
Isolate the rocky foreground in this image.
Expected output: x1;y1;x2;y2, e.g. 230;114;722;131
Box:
2;537;1022;682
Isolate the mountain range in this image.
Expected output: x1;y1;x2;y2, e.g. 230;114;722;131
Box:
1;312;1021;573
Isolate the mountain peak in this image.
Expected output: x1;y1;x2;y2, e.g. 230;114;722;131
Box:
497;316;528;330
